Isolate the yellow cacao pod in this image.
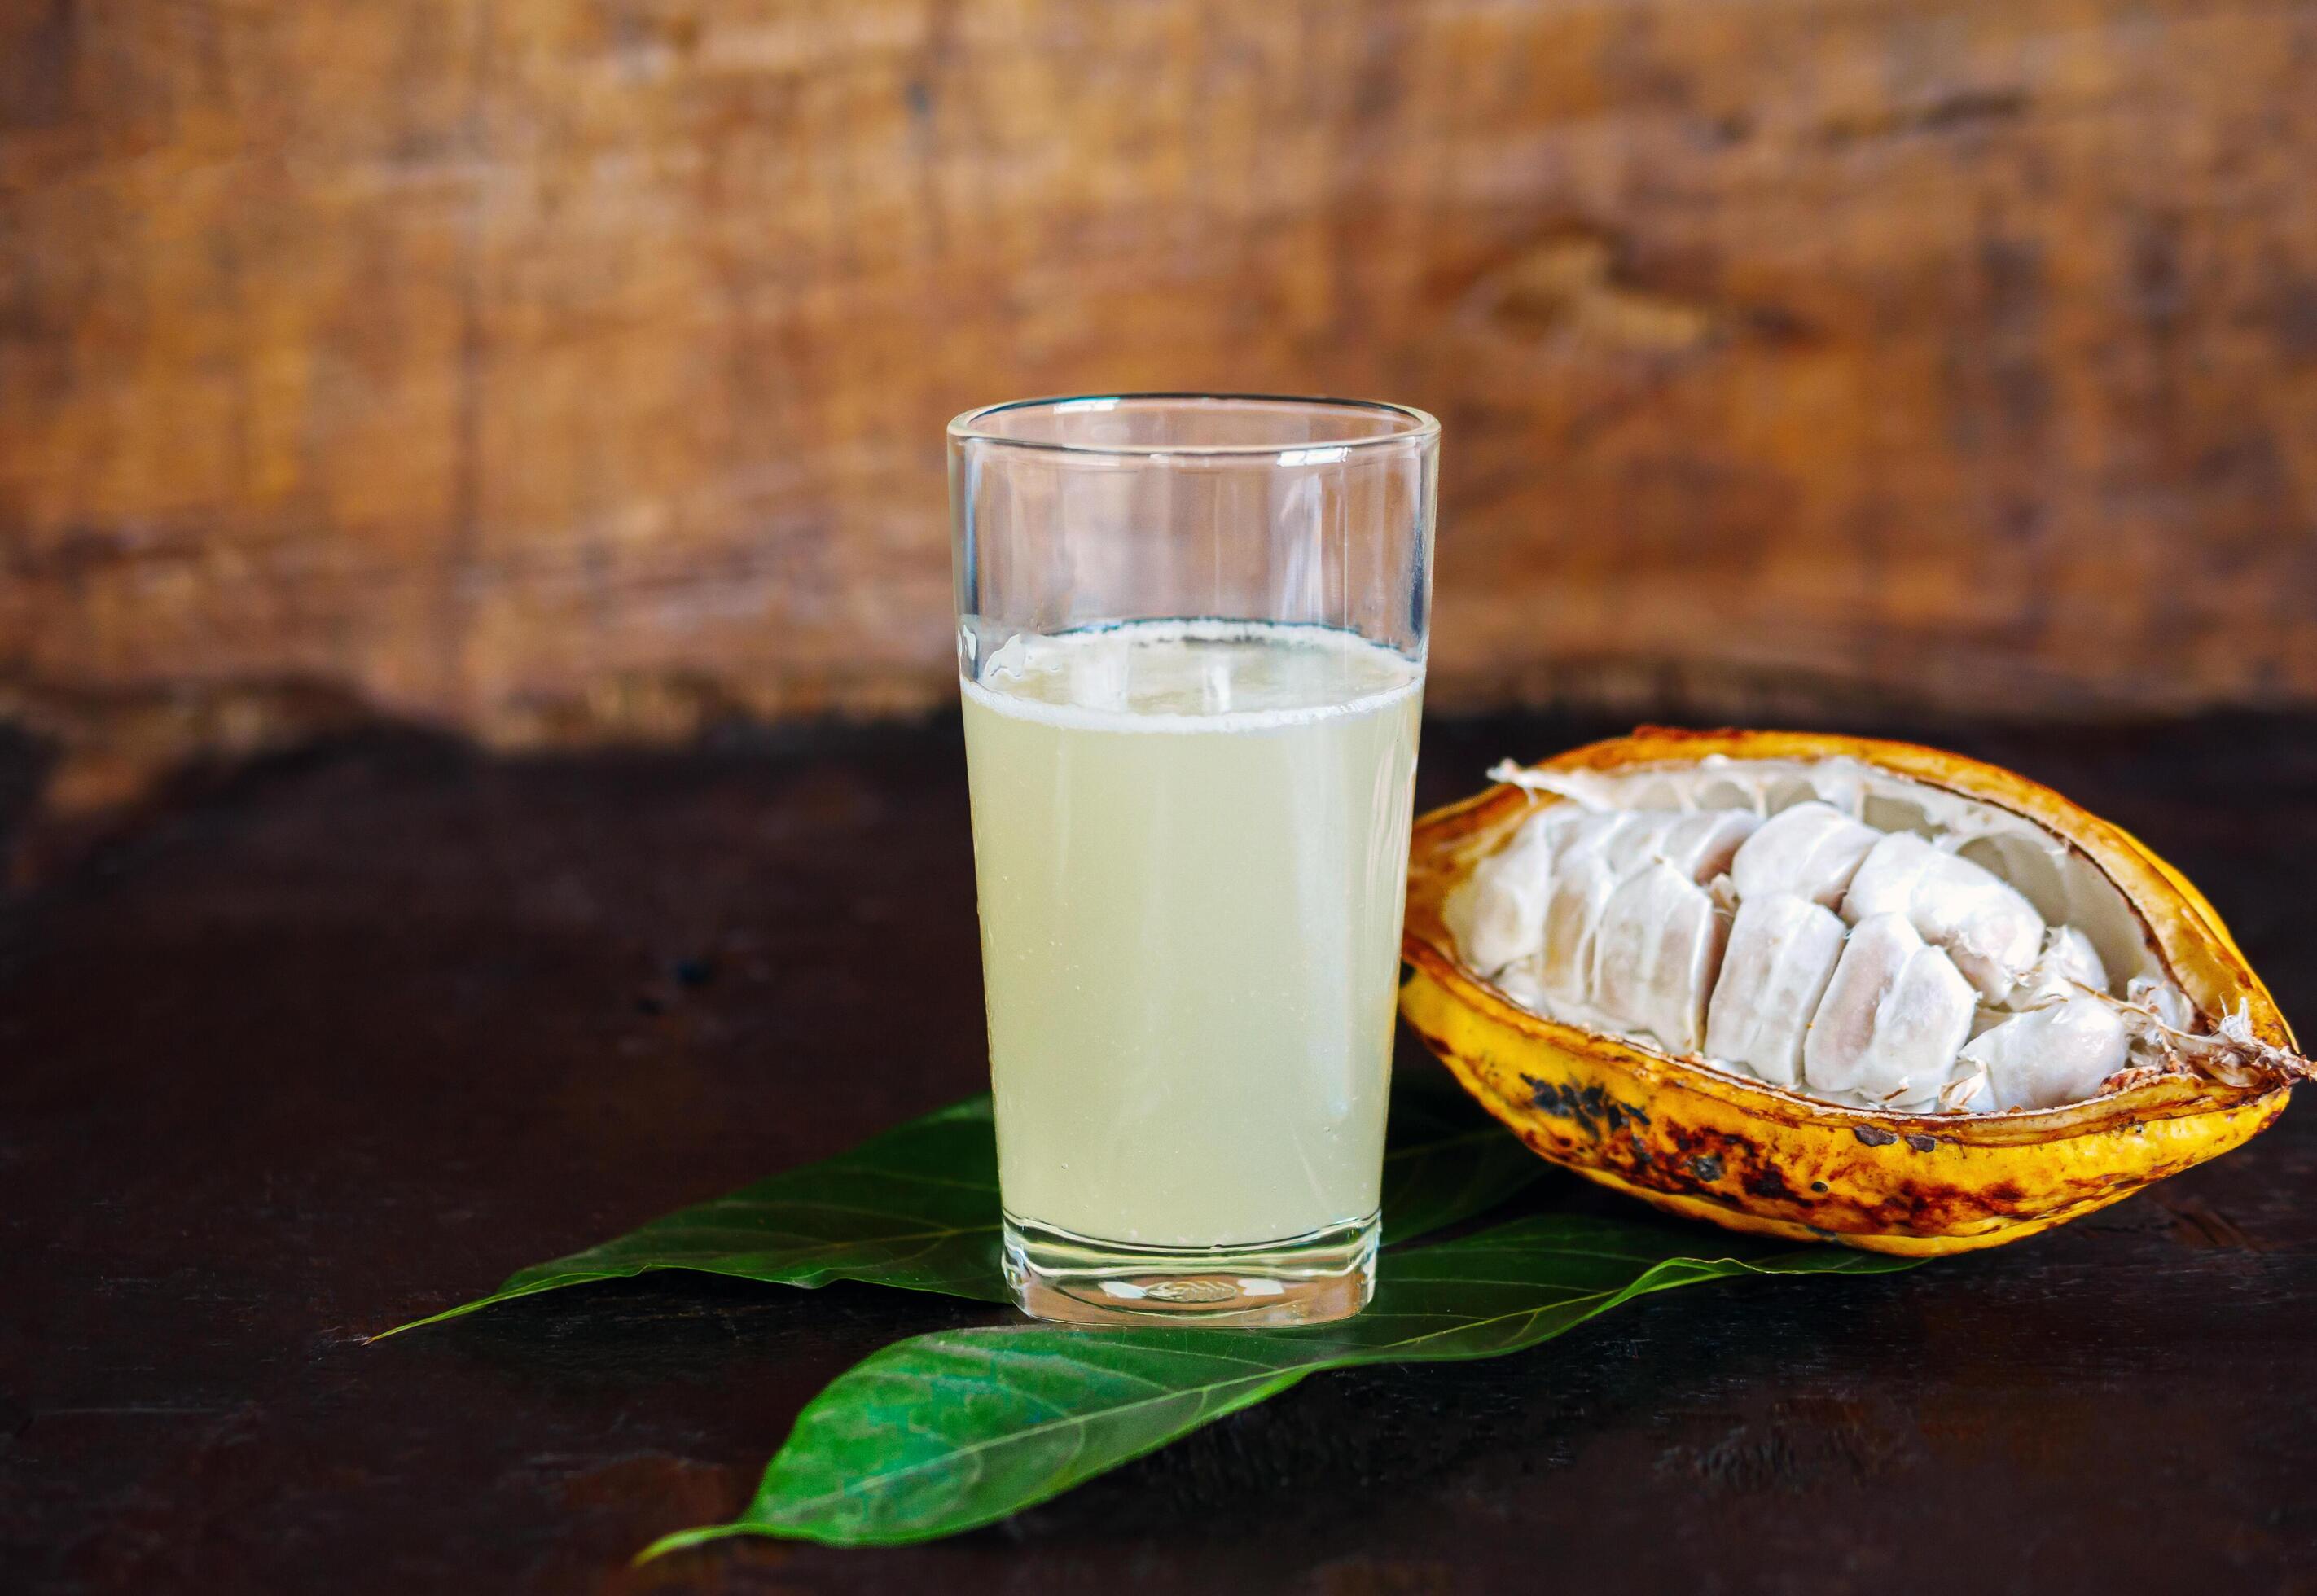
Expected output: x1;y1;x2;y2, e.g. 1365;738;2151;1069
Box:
1399;728;2306;1255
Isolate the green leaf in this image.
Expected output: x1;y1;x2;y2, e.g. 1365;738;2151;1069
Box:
644;1214;1918;1554
376;1065;1543;1338
377;1098;1013;1338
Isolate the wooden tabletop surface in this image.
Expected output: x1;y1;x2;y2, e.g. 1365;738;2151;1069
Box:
5;712;2311;1594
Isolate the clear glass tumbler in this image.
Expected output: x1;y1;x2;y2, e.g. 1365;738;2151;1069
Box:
949;394;1439;1326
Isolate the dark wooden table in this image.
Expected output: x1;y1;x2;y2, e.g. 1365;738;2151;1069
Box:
5;712;2312;1594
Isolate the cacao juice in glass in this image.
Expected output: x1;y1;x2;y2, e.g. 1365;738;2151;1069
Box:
949;395;1439;1325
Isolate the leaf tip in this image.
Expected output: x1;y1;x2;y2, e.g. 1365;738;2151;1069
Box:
634;1523;744;1565
362;1302;475;1343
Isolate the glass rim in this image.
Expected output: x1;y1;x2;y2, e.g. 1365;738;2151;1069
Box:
946;392;1441;457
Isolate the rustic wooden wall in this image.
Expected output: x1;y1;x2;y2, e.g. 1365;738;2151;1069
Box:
4;0;2315;805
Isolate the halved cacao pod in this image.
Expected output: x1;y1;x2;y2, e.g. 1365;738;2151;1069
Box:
1400;728;2306;1255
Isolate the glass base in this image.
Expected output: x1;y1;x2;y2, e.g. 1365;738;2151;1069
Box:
1002;1212;1379;1326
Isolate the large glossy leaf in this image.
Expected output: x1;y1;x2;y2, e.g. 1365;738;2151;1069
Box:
643;1215;1918;1554
379;1066;1542;1337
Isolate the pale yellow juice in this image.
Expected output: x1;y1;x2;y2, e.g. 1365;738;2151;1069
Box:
961;619;1424;1249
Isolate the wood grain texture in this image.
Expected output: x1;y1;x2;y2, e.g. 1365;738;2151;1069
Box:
4;0;2317;791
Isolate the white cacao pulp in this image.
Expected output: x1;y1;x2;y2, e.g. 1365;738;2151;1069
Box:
1444;756;2189;1114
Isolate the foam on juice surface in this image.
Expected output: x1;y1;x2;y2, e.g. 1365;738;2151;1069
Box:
968;618;1421;729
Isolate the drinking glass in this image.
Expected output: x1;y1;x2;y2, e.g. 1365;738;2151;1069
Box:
949;394;1439;1326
